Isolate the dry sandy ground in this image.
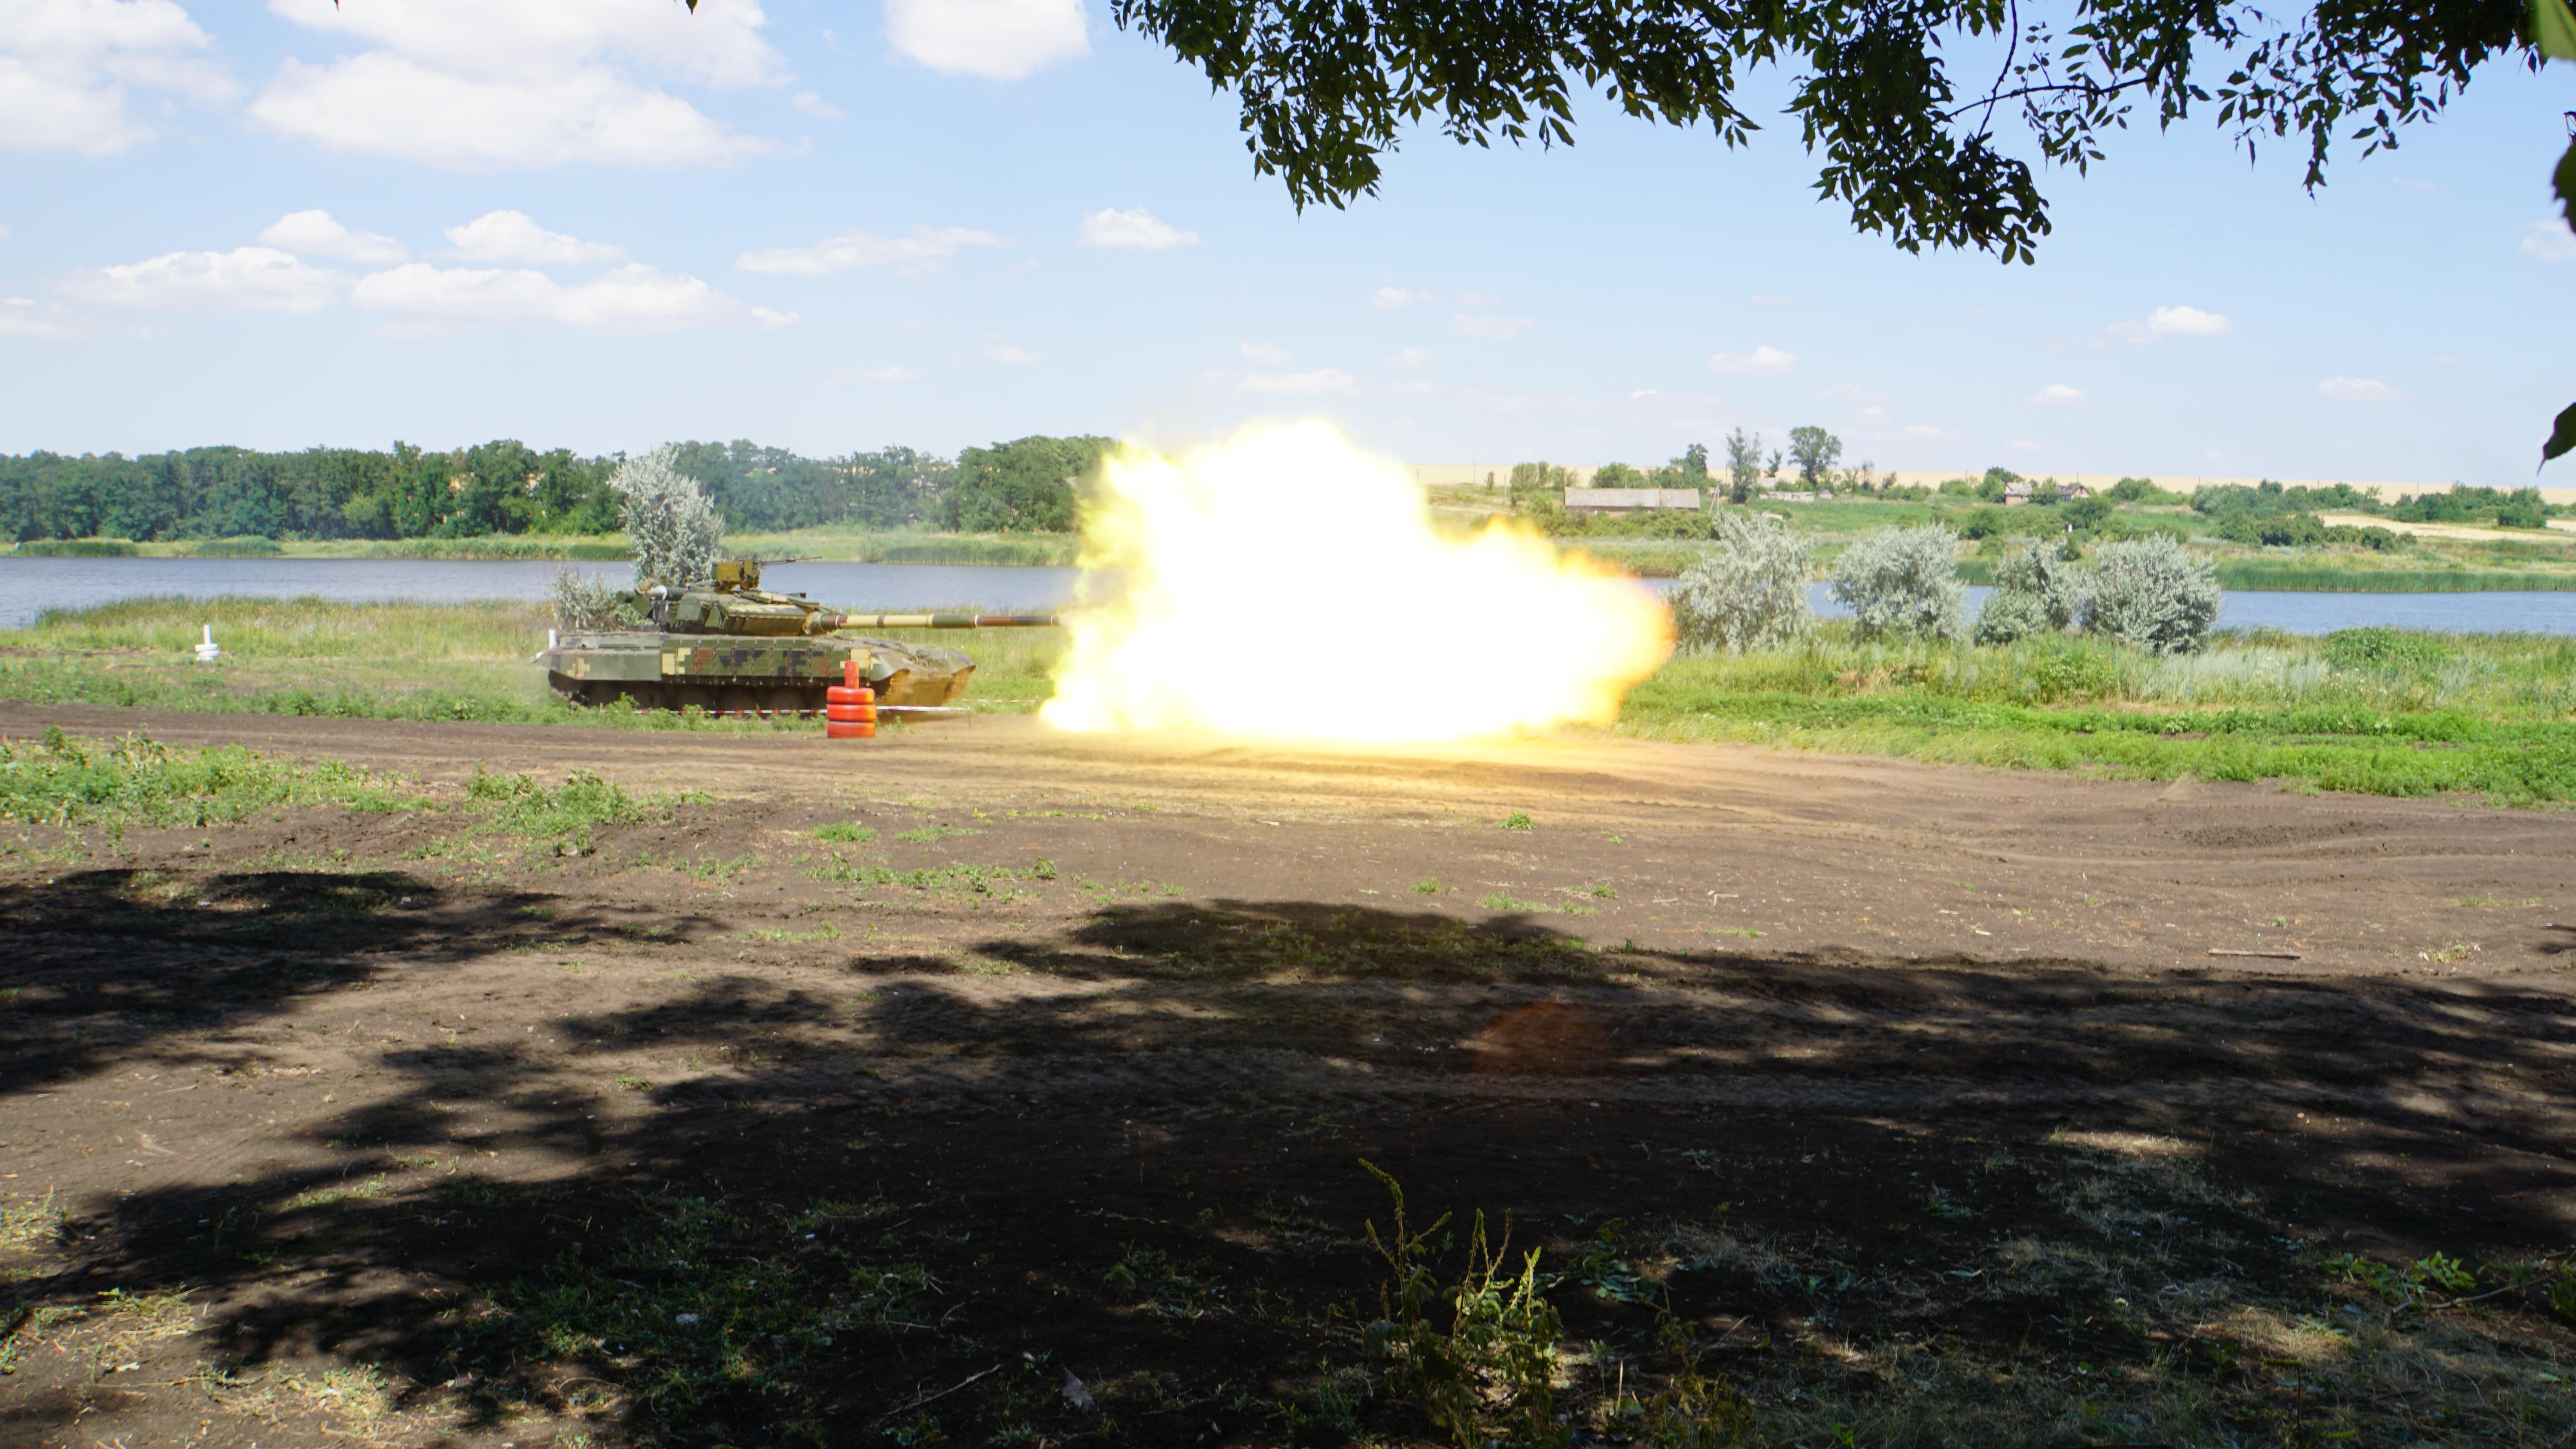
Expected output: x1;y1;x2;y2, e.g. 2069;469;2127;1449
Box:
1;704;2571;1447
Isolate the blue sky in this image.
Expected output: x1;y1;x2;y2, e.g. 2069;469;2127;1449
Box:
2;0;2570;487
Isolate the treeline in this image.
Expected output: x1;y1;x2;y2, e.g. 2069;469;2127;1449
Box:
0;435;1113;543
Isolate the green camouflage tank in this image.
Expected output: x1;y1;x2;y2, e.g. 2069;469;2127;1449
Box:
536;560;1056;716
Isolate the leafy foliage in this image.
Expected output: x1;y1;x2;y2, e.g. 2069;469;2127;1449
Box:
1108;0;2524;266
1360;1162;1565;1449
2390;483;2552;528
1971;587;2055;646
548;568;635;630
612;447;726;588
941;435;1112;533
2084;535;2221;654
1832;525;1966;641
1669;511;1815;653
1786;426;1843;486
1993;540;2090;629
1721;430;1763;505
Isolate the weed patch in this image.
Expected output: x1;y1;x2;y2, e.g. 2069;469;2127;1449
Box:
0;730;417;829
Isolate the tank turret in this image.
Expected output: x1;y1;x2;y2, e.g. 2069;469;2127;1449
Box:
538;558;1058;717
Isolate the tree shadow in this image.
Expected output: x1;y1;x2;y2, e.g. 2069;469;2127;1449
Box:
11;896;2575;1446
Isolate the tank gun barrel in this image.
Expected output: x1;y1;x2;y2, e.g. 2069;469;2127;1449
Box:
816;612;1060;631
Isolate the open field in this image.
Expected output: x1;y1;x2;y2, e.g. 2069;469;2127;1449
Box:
0;709;2570;1448
11;598;2576;803
9;530;1082;567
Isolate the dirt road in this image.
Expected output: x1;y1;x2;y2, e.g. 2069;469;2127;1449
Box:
3;704;2571;1447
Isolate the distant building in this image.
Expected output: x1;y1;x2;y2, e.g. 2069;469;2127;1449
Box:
2003;479;2090;506
1564;488;1702;514
1765;490;1836;503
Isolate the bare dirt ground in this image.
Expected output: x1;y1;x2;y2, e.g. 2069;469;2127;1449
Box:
1;703;2572;1448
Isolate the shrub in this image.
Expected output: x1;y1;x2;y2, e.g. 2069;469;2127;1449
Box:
191;536;281;557
1991;540;2090;629
1971;588;2051;645
612;446;725;588
2323;626;2446;672
12;538;138;557
549;569;635;630
1832;525;1965;642
1669;512;1814;653
2084;536;2221;654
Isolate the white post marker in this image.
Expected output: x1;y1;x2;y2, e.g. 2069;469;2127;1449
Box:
194;624;220;662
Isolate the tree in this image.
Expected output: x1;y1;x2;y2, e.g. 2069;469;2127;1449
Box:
1721;430;1762;505
1786;426;1843;486
613;446;725;588
941;435;1112;533
1088;0;2533;269
1674;443;1710;480
1670;512;1814;652
1591;461;1648;488
1831;525;1967;641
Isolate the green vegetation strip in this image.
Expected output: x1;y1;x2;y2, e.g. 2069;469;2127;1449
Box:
0;728;416;827
1624;685;2576;802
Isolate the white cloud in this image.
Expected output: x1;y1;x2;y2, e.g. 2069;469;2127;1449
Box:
1080;206;1197;251
1451;313;1531;341
1238;341;1288;366
249;0;779;170
847;364;918;383
1903;424;1959;440
0;296;94;339
1240;367;1355;396
256;209;408;264
65;246;344;313
444;209;623;265
981;340;1038;364
351;261;792;336
1454;291;1501;306
1859;405;1887;420
0;224;11;239
1386;347;1433;369
736;224;1001;277
0;0;234;157
1370;286;1433;310
1707;344;1795;374
1749;291;1788;306
2519;218;2576;261
885;0;1087;81
791;90;840;119
2032;383;2086;406
2110;304;2235;343
2317;376;2404;403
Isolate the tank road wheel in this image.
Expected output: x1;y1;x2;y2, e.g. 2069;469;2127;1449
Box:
759;685;806;717
717;685;762;718
547;671;584;705
582;681;641;709
668;683;716;715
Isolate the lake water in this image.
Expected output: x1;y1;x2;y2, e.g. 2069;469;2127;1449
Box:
1;555;2572;636
0;557;1081;630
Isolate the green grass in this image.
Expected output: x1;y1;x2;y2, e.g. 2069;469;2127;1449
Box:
0;595;1068;722
0;728;420;828
460;767;666;852
1622;625;2576;804
11;538;139;557
2210;564;2576;591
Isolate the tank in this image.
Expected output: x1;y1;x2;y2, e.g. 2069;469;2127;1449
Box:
536;559;1057;716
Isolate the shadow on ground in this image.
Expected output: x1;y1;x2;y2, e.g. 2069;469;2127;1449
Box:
6;896;2573;1447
